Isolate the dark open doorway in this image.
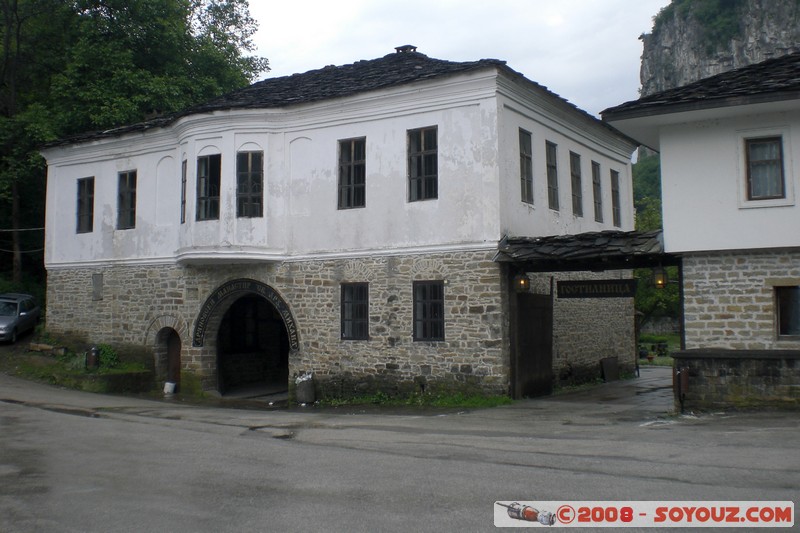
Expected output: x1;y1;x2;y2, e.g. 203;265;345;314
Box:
216;295;290;396
513;292;554;398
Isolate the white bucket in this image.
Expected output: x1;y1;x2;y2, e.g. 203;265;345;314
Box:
163;382;176;394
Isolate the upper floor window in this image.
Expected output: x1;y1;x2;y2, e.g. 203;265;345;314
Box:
180;160;187;224
610;169;621;227
746;137;785;200
777;286;800;337
338;138;366;209
413;280;444;341
408;126;438;202
519;129;533;204
545;141;559;211
592;161;603;223
237;151;264;217
570;152;583;217
76;177;94;234
117;170;136;230
341;282;369;340
197;154;221;221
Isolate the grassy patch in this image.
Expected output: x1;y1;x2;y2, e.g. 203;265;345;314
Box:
317;391;513;409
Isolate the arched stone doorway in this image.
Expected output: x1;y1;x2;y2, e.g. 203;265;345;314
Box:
154;327;182;391
192;279;299;396
217;295;290;395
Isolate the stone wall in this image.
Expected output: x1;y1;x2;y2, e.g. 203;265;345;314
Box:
46;249;510;397
673;349;800;410
682;249;800;350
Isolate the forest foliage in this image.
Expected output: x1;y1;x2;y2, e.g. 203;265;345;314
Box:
0;0;268;285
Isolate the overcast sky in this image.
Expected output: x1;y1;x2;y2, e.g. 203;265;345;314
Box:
248;0;671;117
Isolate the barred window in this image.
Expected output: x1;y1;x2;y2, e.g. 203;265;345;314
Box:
341;283;369;340
180;160;187;224
197;154;221;221
408;127;438;201
338;138;366;209
592;161;603;223
117;170;136;230
413;281;444;341
519;129;533;204
237;151;264;217
77;177;94;234
570;152;583;217
546;141;559;211
611;169;621;227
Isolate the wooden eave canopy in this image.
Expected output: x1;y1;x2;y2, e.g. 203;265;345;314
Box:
494;230;680;272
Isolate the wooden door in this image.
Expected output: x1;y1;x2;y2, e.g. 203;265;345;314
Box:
514;293;553;398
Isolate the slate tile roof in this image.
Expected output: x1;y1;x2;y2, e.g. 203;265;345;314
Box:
47;47;619;148
47;48;508;147
494;230;677;271
602;52;800;120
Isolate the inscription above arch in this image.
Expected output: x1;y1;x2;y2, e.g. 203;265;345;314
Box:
192;278;299;349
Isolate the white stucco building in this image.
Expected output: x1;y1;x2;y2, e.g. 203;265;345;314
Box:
604;52;800;350
41;46;638;399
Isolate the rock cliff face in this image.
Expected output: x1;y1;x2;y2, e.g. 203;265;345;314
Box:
640;0;800;95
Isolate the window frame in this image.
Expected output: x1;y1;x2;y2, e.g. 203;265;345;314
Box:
737;128;795;209
196;154;221;221
519;129;533;205
117;170;137;230
341;282;369;340
408;126;438;202
610;169;621;228
180;160;187;224
413;280;445;342
236;151;264;218
570;151;583;217
592;160;603;223
545;141;559;211
745;136;785;201
776;286;800;338
76;176;94;234
338;137;366;209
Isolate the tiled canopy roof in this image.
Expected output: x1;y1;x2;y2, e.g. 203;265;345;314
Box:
494;230;678;271
602;52;800;119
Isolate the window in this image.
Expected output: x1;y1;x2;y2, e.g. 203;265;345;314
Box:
777;286;800;336
545;141;559;210
341;283;369;340
237;151;264;217
180;160;187;224
570;152;583;217
592;161;603;222
338;138;366;209
611;169;621;227
746;137;785;200
413;281;444;341
117;170;136;230
76;177;94;233
197;154;221;221
519;129;533;204
408;126;438;201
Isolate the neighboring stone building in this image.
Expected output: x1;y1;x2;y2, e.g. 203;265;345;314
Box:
41;46;639;399
603;53;800;409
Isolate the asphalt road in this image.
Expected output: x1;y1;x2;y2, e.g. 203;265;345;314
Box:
1;366;797;532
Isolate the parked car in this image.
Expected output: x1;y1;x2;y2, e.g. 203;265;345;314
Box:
0;293;41;343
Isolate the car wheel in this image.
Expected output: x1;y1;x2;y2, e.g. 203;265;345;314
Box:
10;328;17;344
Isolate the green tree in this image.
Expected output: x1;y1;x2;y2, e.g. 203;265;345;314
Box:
632;152;680;328
0;0;268;283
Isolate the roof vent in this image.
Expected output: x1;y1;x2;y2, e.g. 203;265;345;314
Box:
395;45;417;53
